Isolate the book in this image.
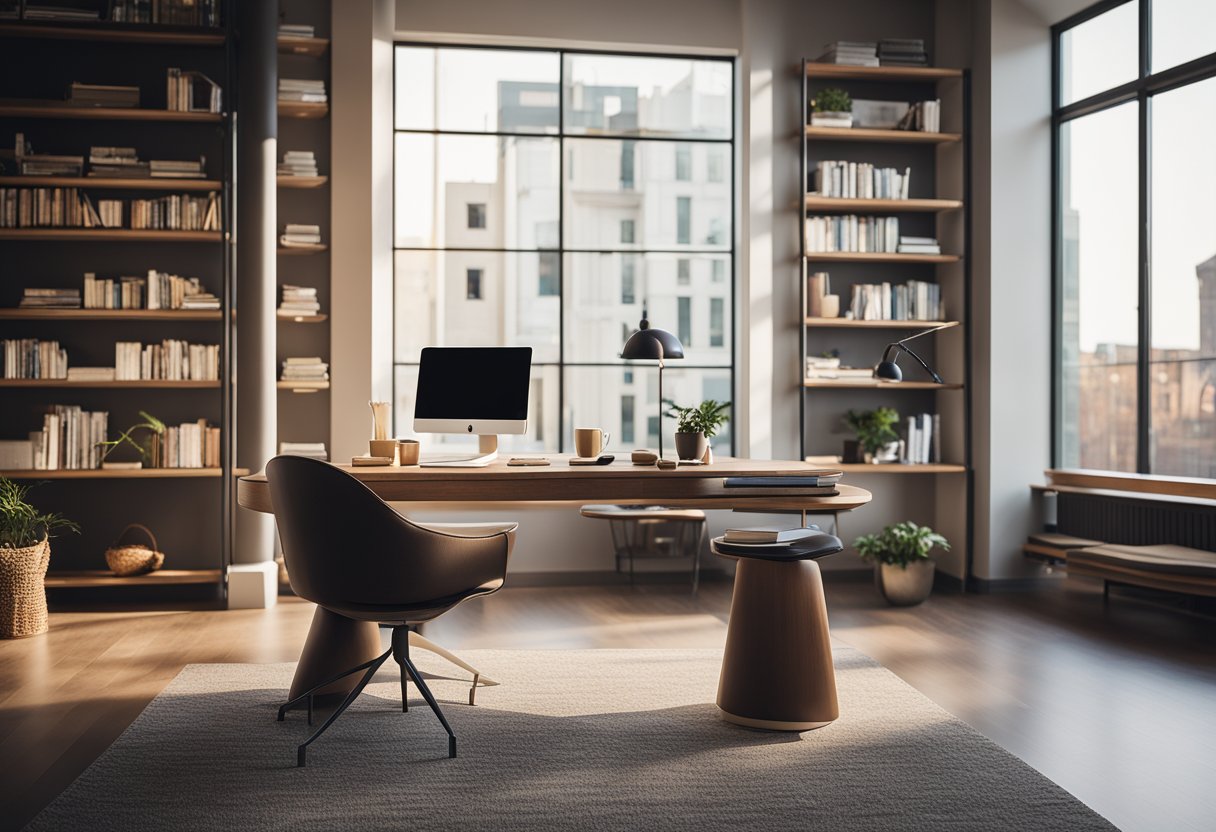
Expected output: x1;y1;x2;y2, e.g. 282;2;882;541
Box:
805;215;900;253
167;69;222;114
724;473;842;488
724;526;822;545
847;280;943;321
67;82;139;109
814;161;911;200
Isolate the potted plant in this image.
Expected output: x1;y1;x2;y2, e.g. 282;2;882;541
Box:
811;87;853;128
843;407;900;464
0;478;79;638
854;521;949;606
663;399;730;462
99;411;165;468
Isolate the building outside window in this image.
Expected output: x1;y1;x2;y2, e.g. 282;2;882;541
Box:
393;46;734;452
621;395;635;443
710;297;724;347
712;259;725;283
707;147;724;183
1054;0;1216;478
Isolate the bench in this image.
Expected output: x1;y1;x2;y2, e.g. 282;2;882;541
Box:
1067;544;1216;600
1022;532;1104;564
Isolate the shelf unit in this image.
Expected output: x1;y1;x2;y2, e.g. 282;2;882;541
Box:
276;175;327;189
277;100;328;119
799;58;972;581
276;243;327;254
0;10;237;601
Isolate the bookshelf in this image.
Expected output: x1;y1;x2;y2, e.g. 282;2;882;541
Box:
798;57;971;578
0;8;236;601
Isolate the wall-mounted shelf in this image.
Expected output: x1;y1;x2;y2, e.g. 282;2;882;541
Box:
277;381;330;392
0;23;225;46
0;379;219;389
0;468;249;480
0;309;222;321
804;196;962;213
277;100;328;119
277;313;328;323
277;35;329;56
802;380;963;390
277;243;327;255
45;569;223;588
804;126;962;144
0;175;221;191
804;64;964;82
804;317;958;329
277;175;328;189
822;462;968;473
806;251;960;264
0;229;221;242
0;103;222;122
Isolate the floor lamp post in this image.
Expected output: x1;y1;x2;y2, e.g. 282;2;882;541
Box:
621;307;685;461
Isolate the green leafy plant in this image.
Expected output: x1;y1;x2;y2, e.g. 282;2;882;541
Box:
843;407;900;455
854;521;949;569
0;478;79;549
99;411;165;464
663;399;731;438
813;88;852;113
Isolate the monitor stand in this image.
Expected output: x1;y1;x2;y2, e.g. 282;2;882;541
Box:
421;435;499;468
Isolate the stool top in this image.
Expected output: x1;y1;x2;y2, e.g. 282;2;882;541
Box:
710;533;843;562
580;504;706;521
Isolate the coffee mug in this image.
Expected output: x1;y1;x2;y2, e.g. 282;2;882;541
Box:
368;439;399;465
397;439;420;466
574;428;611;458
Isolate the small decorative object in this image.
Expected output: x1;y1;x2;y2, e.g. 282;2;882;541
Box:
368;401;397;463
0;478;79;638
664;399;731;462
104;524;165;577
397;439;421;466
843;407;900;464
854;521;950;606
99;411;166;467
810;87;853;128
821;294;841;318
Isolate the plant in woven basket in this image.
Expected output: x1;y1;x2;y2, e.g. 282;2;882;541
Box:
0;478;79;549
98;411;165;466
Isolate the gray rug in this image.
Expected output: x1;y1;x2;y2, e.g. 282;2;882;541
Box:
27;648;1115;831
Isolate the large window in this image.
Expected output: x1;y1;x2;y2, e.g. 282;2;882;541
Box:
394;46;735;452
1054;1;1216;477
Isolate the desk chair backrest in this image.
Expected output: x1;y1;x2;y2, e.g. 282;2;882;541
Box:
266;455;511;610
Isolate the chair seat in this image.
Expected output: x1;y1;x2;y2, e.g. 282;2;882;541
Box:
710;533;843;562
580;504;706;522
329;578;505;624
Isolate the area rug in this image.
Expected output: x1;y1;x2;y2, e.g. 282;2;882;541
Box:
26;648;1115;831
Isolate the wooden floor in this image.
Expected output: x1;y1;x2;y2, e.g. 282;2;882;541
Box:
2;574;1214;831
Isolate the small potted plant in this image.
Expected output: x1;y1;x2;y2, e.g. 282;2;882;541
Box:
854;521;949;606
843;407;900;464
0;478;79;638
664;399;730;462
811;87;853;128
99;411;165;468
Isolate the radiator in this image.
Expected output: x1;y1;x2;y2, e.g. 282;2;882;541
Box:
1059;491;1216;550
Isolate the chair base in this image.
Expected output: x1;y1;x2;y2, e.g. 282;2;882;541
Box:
719;711;834;732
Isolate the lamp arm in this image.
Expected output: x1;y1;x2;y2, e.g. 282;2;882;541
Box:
890;342;944;384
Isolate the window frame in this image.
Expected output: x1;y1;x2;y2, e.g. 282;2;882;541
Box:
1052;0;1216;473
392;43;738;454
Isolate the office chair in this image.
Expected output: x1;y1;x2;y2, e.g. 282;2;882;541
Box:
266;455;516;766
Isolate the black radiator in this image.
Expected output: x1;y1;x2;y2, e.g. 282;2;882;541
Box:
1059;491;1216;550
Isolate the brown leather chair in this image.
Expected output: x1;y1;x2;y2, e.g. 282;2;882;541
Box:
266;455;516;765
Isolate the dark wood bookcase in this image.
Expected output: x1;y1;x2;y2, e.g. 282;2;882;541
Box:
0;8;238;600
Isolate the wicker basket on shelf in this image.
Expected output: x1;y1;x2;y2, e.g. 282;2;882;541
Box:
0;536;51;638
104;524;165;577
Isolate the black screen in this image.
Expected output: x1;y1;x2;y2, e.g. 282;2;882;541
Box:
414;347;532;421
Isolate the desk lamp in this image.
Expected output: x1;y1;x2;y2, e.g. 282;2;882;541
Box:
873;323;952;383
621;306;684;461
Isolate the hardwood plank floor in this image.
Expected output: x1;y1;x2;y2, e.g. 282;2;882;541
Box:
1;575;1213;831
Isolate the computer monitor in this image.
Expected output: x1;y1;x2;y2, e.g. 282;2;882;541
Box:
413;346;532;466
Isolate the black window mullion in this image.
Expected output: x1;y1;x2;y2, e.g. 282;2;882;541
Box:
1136;0;1152;473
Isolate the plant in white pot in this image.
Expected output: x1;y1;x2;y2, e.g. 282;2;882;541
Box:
663;399;730;462
854;521;949;607
843;407;901;464
0;478;79;638
810;87;853;128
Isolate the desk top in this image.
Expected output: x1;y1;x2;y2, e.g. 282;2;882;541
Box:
237;456;872;514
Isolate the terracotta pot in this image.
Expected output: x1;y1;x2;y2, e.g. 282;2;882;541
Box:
674;431;707;461
875;559;935;606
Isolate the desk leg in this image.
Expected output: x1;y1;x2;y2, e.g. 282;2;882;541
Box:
717;558;838;731
288;606;384;703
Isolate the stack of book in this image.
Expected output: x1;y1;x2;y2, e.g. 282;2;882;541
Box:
815;41;878;67
848;280;944;321
31;405;108;470
89;147;149;178
814;161;911;200
150;158;206;179
18;287;81;309
279;23;316;38
114;340;219;381
66;366;115;382
805;215;900;253
19;153;83;177
0;439;34;470
24;5;100;21
278;150;319;178
805;359;874;383
280;357;329;388
720;527;828;551
166;68;222;114
903;413;941;464
3;339;67;379
280;441;328;461
279;78;327;104
154;420;221;469
879;38;929;67
278;284;321;318
280;223;322;248
896;100;941;133
898;235;941;255
180;290;221;311
68;82;139;109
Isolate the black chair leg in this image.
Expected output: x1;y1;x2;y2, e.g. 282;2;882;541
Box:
277;648;391;722
396;628;458;758
295;650;392;767
390;626;409;713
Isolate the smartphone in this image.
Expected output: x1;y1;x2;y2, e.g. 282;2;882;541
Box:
508;457;550;466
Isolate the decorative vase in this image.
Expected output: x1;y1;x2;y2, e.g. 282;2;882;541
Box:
674;431;707;461
810;111;853;128
876;559;936;606
874;440;901;464
0;536;51;638
701;441;714;465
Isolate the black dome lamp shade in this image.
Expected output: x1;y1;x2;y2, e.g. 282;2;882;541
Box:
872;323;952;384
620;306;684;460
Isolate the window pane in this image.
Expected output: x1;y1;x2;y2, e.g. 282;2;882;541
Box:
395;46;560;133
563;54;732;139
1059;1;1138;106
564;252;732;365
1151;0;1216;73
394;134;559;249
1058;102;1139;472
394;250;560;363
563;139;730;250
1149;77;1216;476
395;364;559;452
564;366;732;451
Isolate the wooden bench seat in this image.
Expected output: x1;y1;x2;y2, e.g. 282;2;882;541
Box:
1067;544;1216;599
1022;532;1104;563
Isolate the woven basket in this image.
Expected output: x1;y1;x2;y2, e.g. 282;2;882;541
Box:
0;536;51;639
105;524;165;577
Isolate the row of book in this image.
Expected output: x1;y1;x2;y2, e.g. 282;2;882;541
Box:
84;270;219;310
814;39;930;68
115;340;219;381
897;100;942;133
0;188;219;231
849;280;945;322
69;81;138;109
814;161;912;200
278;284;321;317
281;223;322;248
29;406;108;471
167;67;222;114
805;215;901;253
903;413;941;465
281;357;329;388
279;78;327;104
278;150;319;178
155;421;223;469
3;339;68;379
110;0;221;26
